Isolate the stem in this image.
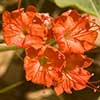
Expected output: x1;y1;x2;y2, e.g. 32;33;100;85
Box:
15;51;24;62
0;81;24;93
0;45;22;52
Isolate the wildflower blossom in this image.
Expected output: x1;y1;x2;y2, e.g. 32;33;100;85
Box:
2;6;52;49
2;3;99;95
53;53;93;95
24;45;65;87
52;10;98;54
54;67;92;95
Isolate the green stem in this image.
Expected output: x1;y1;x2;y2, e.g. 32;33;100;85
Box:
0;81;24;93
0;45;23;52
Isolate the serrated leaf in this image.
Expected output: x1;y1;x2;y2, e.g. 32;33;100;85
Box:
54;0;100;16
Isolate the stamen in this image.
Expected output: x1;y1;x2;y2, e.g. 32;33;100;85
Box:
87;83;100;92
87;74;100;92
66;71;100;92
91;73;94;76
89;80;100;84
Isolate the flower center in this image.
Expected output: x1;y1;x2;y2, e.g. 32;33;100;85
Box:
23;28;28;36
63;66;75;72
64;32;70;39
39;56;50;65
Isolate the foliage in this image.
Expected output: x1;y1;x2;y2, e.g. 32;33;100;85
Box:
54;0;100;17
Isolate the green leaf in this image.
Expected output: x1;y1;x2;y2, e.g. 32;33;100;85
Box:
0;81;24;93
54;0;100;16
90;0;100;18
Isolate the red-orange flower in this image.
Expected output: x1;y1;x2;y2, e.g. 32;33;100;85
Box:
52;10;98;54
24;45;65;87
53;53;93;95
2;6;52;49
54;67;91;95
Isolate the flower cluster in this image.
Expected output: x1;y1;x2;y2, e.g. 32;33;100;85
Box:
2;5;100;95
